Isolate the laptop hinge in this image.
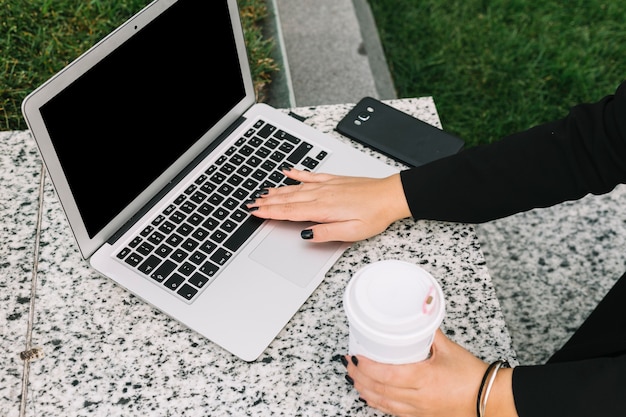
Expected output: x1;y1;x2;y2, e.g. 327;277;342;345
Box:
107;116;248;244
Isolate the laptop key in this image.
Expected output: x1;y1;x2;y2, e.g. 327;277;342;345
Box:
165;233;183;247
178;261;195;276
117;247;131;259
176;223;194;236
136;242;155;256
287;142;313;164
265;137;279;149
278;142;294;153
170;211;186;224
210;230;227;244
199;260;219;277
170;249;188;262
269;151;286;163
180;201;197;213
257;123;276;138
274;129;299;144
158;221;175;234
210;247;232;265
125;253;143;267
151;260;176;282
223;215;264;252
189;251;207;265
177;284;198;301
199;241;217;255
155;244;173;257
188;272;210;288
164;273;185;291
138;255;161;274
302;156;319;170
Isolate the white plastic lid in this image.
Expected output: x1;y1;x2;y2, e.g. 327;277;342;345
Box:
345;260;445;339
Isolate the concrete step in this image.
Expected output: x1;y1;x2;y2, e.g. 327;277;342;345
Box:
266;0;396;108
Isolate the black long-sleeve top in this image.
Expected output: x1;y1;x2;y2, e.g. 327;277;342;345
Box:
400;80;626;416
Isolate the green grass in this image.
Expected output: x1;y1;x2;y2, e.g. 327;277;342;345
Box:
368;0;626;147
0;0;277;132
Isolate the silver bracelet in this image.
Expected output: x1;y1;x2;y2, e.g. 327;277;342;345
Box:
477;360;509;417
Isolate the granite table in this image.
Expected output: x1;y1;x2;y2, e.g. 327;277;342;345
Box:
1;98;517;417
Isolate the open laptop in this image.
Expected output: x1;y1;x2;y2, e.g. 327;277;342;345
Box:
22;0;396;361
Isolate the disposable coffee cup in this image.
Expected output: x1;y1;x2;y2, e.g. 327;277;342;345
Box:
344;260;445;364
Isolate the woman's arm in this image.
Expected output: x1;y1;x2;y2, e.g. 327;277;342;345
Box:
249;81;626;238
512;354;626;416
247;170;411;242
403;80;626;223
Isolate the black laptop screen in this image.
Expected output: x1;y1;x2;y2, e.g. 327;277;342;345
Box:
40;0;246;238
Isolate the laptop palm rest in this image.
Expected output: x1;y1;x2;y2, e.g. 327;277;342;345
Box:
249;222;343;288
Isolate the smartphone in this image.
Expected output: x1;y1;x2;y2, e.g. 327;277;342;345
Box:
336;97;464;167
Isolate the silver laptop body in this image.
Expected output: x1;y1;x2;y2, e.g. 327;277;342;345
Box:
22;0;396;361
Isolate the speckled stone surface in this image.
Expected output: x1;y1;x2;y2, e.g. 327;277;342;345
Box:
0;131;45;417
1;99;516;417
476;185;626;365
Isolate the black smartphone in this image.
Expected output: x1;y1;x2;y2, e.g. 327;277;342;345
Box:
336;97;464;167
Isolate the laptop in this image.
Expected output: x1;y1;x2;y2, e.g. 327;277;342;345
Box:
21;0;396;361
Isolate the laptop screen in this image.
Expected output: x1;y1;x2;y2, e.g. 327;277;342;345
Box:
39;0;246;238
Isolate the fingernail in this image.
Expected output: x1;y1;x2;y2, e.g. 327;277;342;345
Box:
248;206;259;212
351;356;359;366
244;199;256;206
301;229;313;240
344;374;354;386
256;188;269;197
280;163;292;171
340;356;349;368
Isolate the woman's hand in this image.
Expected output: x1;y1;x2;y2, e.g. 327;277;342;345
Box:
343;329;518;417
246;168;411;242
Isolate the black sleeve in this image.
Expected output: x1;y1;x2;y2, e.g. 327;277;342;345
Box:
512;354;626;417
400;80;626;223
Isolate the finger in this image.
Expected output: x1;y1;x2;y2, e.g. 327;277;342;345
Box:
303;220;386;243
280;167;338;184
355;388;418;417
355;387;414;417
300;220;368;243
247;197;326;223
262;171;363;199
349;355;428;390
347;358;421;416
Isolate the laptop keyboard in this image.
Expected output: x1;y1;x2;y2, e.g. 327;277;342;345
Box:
115;119;328;303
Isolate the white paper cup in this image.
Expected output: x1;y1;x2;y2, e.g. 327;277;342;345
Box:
344;260;445;364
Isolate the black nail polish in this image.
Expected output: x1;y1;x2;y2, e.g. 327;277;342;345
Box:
340;356;349;368
281;163;292;171
301;229;313;240
248;206;259;212
351;356;359;366
244;199;256;206
344;374;354;386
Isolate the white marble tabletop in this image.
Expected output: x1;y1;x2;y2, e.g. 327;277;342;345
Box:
1;98;516;417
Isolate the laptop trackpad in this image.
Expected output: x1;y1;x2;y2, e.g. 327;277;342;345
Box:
249;222;343;288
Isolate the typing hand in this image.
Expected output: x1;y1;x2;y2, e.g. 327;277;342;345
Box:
246;168;411;242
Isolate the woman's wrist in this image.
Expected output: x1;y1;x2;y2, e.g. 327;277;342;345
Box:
383;173;412;222
484;367;518;417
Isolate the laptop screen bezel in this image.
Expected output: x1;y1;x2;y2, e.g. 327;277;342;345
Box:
21;0;256;259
